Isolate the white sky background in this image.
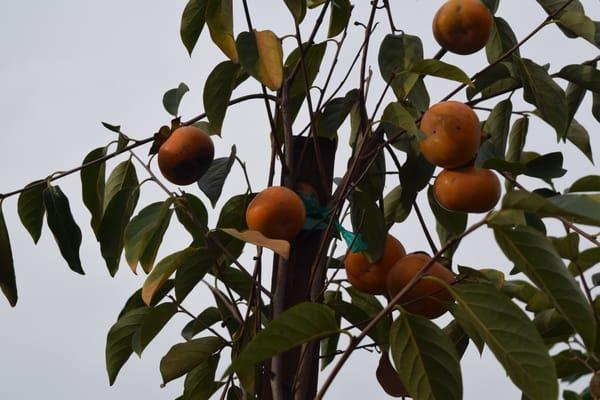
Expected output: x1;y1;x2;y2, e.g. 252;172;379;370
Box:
1;1;599;399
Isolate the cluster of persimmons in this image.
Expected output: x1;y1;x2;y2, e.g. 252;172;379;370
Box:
154;0;496;321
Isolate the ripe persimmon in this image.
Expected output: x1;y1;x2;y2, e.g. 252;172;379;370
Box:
345;234;406;295
157;126;215;185
434;165;501;213
420;101;481;169
432;0;493;55
387;253;455;319
245;186;306;241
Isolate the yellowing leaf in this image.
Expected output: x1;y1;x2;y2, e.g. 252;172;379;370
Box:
219;228;290;259
237;30;283;91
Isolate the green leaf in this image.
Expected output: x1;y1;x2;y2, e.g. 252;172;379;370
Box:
283;0;306;23
328;0;351;38
175;193;209;246
494;225;596;349
132;302;178;356
506;117;529;164
558;64;600;93
99;187;140;276
0;204;17;306
321;291;342;370
163;82;190;117
183;354;222;399
550;232;580;261
503;190;600;226
125;200;174;274
182;307;222;340
104;160;138;210
568;247;600;276
43;186;84;274
381;102;420;138
378;34;424;99
593;93;600;122
408;59;472;85
516;58;568;138
481;0;499;13
206;0;238;62
118;280;175;319
448;282;558;400
210;193;252;266
568;176;600;193
468;63;512;100
551;9;600;48
484;99;512;156
350;190;386;263
524;152;567;180
142;248;198;305
316;90;359;140
346;287;390;349
236;30;283;91
226;303;339;375
204;62;242;134
180;0;209;55
160;336;225;384
554;349;598;383
566;119;594;164
197;145;236;207
486;17;519;63
175;247;214;302
390;312;462;400
428;186;466;256
106;308;149;385
80;147;106;236
565;82;586;127
17;180;47;244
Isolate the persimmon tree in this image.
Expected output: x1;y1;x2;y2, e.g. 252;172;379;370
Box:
2;0;600;399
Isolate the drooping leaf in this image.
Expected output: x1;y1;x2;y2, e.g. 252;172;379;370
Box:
175;193;209;246
106;308;149;385
132;302;178;356
99;187;140;276
226;303;339;375
104;160;138;210
516;58;568;138
486;17;519;63
43;186;84;274
350;190;386;263
566;119;594;164
428;186;467;256
204;62;243;134
142;247;198;305
494;225;596;348
180;0;209;55
316;90;359;140
448;282;558;400
160;336;226;384
236;30;283;91
174;247;214;302
17;180;47;244
124;200;174;274
0;204;17;306
483;99;512;156
163;83;190;117
210;193;252;266
506;117;529;164
80;147;106;236
558;64;600;93
328;0;351;38
283;0;306;23
183;354;222;399
206;0;238;62
197;145;236;207
390;312;462;400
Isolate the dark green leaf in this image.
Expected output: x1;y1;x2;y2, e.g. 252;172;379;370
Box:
118;280;175;319
390;312;462;400
183;354;222;399
350;190;386;263
486;17;519;63
558;65;600;93
175;193;209;246
283;0;306;23
381;102;420;138
566;82;586;127
468;63;512;100
0;204;17;306
408;59;472;85
483;99;512;156
182;307;222;340
17;180;46;244
516;58;568;138
163;83;190;117
481;0;499;13
43;186;84;274
328;0;351;38
80;147;106;236
566;119;594;164
494;225;596;348
204;62;246;133
236;30;283;91
226;303;339;375
106;308;149;385
104;160;138;210
448;282;558;400
569;247;600;276
378;34;424;99
125;200;173;274
160;336;225;384
524;152;567;180
132;302;178;356
197;145;236;207
568;176;600;193
143;248;198;305
428;186;466;256
506;117;529;163
550;232;580;261
316;90;359;140
593;93;600;122
180;0;208;55
175;247;214;302
205;0;237;61
99;187;140;276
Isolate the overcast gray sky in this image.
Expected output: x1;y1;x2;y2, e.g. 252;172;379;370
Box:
1;1;599;399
